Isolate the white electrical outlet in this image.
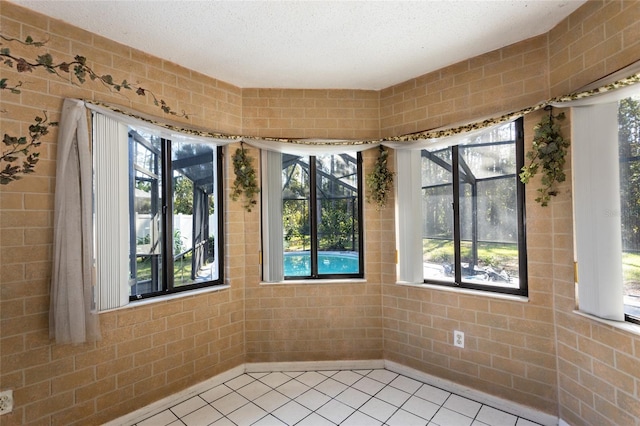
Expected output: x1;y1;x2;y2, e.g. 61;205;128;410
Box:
453;330;465;348
0;390;13;415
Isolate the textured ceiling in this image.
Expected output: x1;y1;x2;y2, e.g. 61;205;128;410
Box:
12;0;586;90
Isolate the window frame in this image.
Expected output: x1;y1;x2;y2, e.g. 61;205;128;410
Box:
619;97;640;325
617;97;640;325
128;135;225;301
572;101;633;323
421;118;528;296
92;112;225;310
281;152;365;280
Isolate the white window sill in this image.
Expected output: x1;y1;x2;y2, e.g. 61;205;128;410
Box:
260;278;367;286
395;281;529;303
573;310;640;337
98;284;231;313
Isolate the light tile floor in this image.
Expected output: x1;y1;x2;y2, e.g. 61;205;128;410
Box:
135;369;543;426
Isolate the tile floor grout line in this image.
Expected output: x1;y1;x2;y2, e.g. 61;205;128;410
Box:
134;368;545;426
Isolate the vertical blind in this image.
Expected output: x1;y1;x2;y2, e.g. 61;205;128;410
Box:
571;103;625;321
93;113;131;311
261;150;285;282
395;149;424;283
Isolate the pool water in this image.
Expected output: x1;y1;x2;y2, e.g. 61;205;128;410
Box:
284;251;359;276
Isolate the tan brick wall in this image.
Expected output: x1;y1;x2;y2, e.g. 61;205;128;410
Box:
244;147;391;363
2;0;640;425
379;35;548;138
549;1;640;425
242;88;380;140
377;31;560;418
382;109;563;413
1;2;244;425
377;2;640;421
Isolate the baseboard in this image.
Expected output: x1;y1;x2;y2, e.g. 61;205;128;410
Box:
245;359;384;373
103;364;245;426
385;360;559;426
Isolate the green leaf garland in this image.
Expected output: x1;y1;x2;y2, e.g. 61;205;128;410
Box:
519;109;569;206
231;145;260;212
366;145;395;210
0;33;187;184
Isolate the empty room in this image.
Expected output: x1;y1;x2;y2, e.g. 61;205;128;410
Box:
1;1;639;425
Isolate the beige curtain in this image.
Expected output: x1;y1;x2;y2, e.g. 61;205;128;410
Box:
50;98;100;344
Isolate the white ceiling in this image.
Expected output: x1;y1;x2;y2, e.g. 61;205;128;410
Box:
12;0;586;90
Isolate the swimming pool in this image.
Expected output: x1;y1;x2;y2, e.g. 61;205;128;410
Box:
284;251;360;276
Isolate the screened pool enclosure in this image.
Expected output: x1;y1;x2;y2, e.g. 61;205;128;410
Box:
281;152;363;278
129;129;221;298
421;121;526;291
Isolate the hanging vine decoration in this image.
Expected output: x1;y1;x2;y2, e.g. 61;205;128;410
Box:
0;34;188;184
231;143;260;212
0;114;52;185
366;145;395;210
519;107;569;206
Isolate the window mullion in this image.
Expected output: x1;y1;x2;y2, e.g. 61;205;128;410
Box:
452;145;462;286
128;134;137;288
356;153;365;275
161;138;174;292
515;118;528;295
309;156;319;278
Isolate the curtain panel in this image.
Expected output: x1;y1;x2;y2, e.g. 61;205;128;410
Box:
50;98;101;344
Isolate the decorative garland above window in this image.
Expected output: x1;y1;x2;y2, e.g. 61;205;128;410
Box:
2;30;640;186
1;33;186;184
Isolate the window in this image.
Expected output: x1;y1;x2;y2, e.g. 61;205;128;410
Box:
619;96;640;324
420;119;527;295
280;152;364;279
572;92;640;325
93;113;224;309
128;130;224;298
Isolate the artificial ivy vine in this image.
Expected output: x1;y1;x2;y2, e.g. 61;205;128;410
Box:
519;107;569;206
0;34;186;184
231;144;260;212
366;145;395;210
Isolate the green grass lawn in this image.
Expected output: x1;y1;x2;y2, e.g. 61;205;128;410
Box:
622;252;640;298
135;252;194;286
423;238;519;274
622;252;640;281
424;238;640;292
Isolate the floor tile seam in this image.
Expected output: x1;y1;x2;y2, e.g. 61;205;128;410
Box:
207;373;425;425
430;404;534;426
291;407;337;426
341;408;384;426
237;373;303;405
335;380;406;424
267;401;316;426
168;369;542;426
370;372;440;423
305;405;341;425
239;387;295;418
180;394;502;426
441;393;526;425
470;403;519;426
365;402;404;425
293;381;377;424
168;395;212;420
